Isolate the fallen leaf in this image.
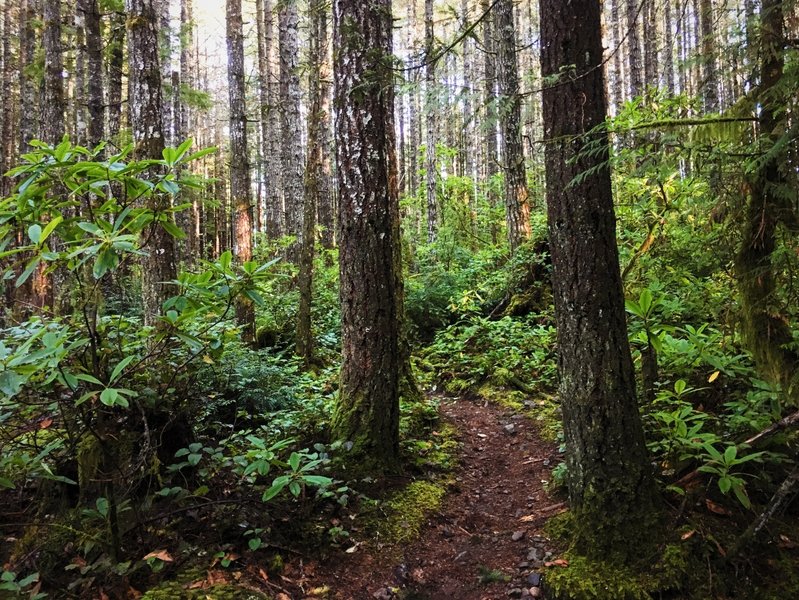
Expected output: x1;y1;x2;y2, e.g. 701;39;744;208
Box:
681;530;696;540
143;550;173;562
705;499;732;516
778;535;797;549
40;418;53;429
258;567;270;582
544;559;569;568
345;542;362;553
126;587;142;600
708;371;720;383
202;355;214;364
99;590;109;600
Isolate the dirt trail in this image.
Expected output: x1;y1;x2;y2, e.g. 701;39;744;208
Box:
286;397;562;600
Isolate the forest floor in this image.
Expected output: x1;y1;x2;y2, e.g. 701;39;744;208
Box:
276;396;563;600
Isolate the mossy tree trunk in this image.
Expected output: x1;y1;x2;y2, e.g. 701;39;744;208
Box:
734;0;798;403
540;0;660;562
332;0;402;474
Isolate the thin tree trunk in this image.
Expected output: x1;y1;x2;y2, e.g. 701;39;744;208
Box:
424;0;437;243
18;0;37;153
495;0;531;252
626;0;643;97
699;0;719;111
107;9;125;140
80;0;104;147
263;0;283;239
663;0;676;95
42;0;65;144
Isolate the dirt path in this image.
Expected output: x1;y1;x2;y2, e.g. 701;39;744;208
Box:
284;397;563;600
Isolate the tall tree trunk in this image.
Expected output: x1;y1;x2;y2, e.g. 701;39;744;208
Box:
735;0;799;402
279;0;303;257
495;0;531;252
407;0;420;199
175;0;196;262
610;0;626;112
332;0;403;474
297;0;328;362
126;0;178;326
42;0;65;144
107;9;125;140
424;0;437;243
540;0;660;561
626;0;643;97
316;4;334;249
18;0;37;153
262;0;283;239
663;0;676;95
80;0;104;147
644;0;658;90
482;0;499;244
699;0;719;111
226;0;254;340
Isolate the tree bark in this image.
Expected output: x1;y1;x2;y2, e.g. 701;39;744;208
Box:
279;0;304;257
332;0;403;473
107;8;125;141
424;0;438;243
494;0;531;252
735;0;798;403
79;0;104;147
42;0;65;144
540;0;660;560
126;0;178;326
626;0;643;97
261;0;283;239
699;0;719;111
18;0;37;153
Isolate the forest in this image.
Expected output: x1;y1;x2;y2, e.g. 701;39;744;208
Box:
1;0;798;598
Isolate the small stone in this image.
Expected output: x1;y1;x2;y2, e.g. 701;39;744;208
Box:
372;588;393;600
517;561;530;569
544;551;553;560
530;586;543;598
507;588;523;598
520;589;532;599
527;548;540;561
512;530;526;541
527;573;542;587
504;424;517;434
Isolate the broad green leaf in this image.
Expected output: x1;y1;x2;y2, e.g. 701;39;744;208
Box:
109;355;136;383
28;223;42;245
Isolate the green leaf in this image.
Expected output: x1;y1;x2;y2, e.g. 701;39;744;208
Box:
674;379;687;395
75;373;103;386
302;475;333;487
28;223;42;245
96;496;109;517
723;445;737;465
248;538;262;551
100;388;121;406
733;485;751;509
187;453;202;467
0;477;15;489
289;480;301;497
40;215;63;244
288;452;301;472
639;289;653;316
109;355;136;383
16;256;40;288
718;476;732;494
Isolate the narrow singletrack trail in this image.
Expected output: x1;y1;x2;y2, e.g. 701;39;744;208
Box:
284;397;563;599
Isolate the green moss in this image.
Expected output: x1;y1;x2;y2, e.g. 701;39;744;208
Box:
370;480;447;544
141;582;271;599
476;384;562;442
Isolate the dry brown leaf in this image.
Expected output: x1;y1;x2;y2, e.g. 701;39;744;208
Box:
705;499;732;516
39;418;53;429
681;530;696;540
98;590;109;600
258;567;270;582
708;371;720;383
143;549;173;562
126;587;142;600
544;559;569;568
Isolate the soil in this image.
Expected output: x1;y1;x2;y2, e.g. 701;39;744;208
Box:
280;396;563;600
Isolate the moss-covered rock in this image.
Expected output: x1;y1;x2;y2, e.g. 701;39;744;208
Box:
374;480;448;544
141;581;270;599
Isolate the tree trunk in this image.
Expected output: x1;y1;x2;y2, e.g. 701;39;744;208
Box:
663;0;676;95
18;0;37;153
424;0;437;243
261;0;283;239
316;0;334;249
735;0;799;403
80;0;104;147
107;9;125;141
495;0;531;252
42;0;65;144
226;0;254;341
626;0;643;97
540;0;660;561
699;0;719;112
126;0;178;326
482;0;499;244
644;0;658;89
279;0;303;257
332;0;402;474
610;0;626;113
